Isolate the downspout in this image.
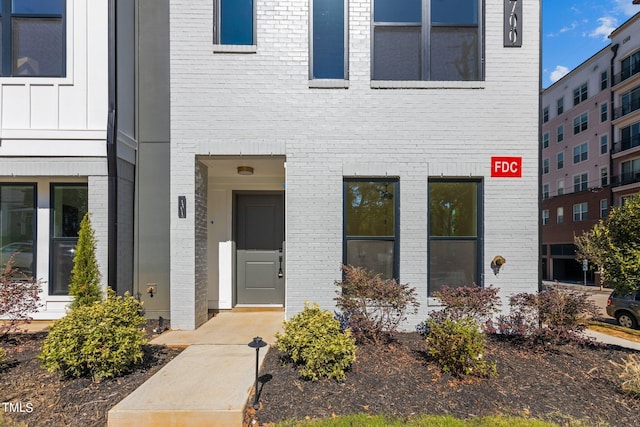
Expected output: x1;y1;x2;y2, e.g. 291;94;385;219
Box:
107;0;118;292
609;44;619;209
538;0;543;291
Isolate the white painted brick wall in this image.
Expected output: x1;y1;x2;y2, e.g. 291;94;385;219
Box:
169;0;540;329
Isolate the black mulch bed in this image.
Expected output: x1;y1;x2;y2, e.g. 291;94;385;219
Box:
247;333;640;426
0;321;182;427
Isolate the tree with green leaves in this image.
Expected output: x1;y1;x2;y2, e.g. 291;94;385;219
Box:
575;195;640;295
68;213;103;309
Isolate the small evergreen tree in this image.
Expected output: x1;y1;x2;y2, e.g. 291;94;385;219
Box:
68;213;102;309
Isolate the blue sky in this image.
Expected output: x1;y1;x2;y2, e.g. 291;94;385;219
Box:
542;0;640;88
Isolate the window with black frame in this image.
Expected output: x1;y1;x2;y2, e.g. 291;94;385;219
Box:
344;179;398;280
0;184;36;277
372;0;481;81
214;0;255;45
0;0;65;76
428;179;481;296
50;184;87;295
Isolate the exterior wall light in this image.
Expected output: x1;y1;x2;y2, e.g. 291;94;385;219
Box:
237;166;254;175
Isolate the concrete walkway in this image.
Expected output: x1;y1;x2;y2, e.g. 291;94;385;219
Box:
107;311;284;427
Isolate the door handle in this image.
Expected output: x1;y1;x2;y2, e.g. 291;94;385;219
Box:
277;255;284;278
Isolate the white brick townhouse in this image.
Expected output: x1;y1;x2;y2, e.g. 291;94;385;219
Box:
0;0;137;318
159;0;541;329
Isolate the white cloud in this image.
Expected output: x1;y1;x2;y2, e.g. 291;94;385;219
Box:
589;16;618;40
614;0;639;16
550;65;570;83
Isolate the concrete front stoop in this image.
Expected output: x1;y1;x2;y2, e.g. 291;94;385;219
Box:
108;311;284;427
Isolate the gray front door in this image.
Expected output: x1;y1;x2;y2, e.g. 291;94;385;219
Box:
235;193;285;305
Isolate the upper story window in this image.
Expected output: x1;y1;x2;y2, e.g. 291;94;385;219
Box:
573;112;588;135
214;0;255;45
311;0;347;79
600;134;608;155
542;106;549;123
0;0;65;77
573;83;588;106
542;158;549;174
557;97;564;115
556;152;564;170
541;209;549;225
573;142;588;164
573;202;588;222
620;50;640;83
600;102;608;122
573;173;588;192
557;179;564;195
600;199;608;218
619;122;640;153
542;132;549;149
372;0;482;81
557;124;564;143
601;71;608;90
620;86;640;118
542;183;549;199
557;207;564;224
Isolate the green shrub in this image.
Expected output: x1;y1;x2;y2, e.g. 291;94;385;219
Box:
39;290;146;382
611;354;640;397
0;348;6;364
68;213;102;309
275;302;357;381
426;316;496;378
335;265;419;344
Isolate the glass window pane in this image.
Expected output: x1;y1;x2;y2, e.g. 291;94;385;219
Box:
13;0;63;15
313;0;344;79
346;181;395;236
220;0;253;45
431;0;477;24
373;26;420;80
429;240;477;295
429;181;478;237
346;240;394;279
12;18;63;76
374;0;421;23
52;185;87;238
50;240;76;295
430;26;478;81
0;185;35;277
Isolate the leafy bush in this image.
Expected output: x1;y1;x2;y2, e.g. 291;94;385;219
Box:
496;288;598;344
335;265;419;344
611;354;640;397
0;348;6;365
39;290;146;382
425;316;496;377
575;194;640;295
0;257;41;339
275;302;356;381
68;213;103;309
419;285;501;334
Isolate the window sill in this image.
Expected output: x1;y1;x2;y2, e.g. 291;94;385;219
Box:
308;79;349;89
371;80;485;89
212;44;257;54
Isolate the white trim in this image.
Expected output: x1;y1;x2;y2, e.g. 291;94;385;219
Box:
0;140;106;156
371;80;486;89
309;79;349;89
0;129;106;139
212;44;257;54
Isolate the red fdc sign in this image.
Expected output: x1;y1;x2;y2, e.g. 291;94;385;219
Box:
491;156;522;177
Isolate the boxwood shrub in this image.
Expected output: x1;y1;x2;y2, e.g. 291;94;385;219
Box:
39;290;146;382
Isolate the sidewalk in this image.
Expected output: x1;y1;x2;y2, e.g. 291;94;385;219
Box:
107;311;284;427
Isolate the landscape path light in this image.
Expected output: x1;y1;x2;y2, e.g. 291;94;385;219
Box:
248;336;267;409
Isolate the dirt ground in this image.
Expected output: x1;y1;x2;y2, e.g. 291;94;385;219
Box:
0;321;181;427
247;333;640;427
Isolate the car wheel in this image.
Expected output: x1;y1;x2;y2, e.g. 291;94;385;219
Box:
616;312;637;329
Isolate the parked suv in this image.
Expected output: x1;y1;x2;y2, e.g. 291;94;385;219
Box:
606;290;640;329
